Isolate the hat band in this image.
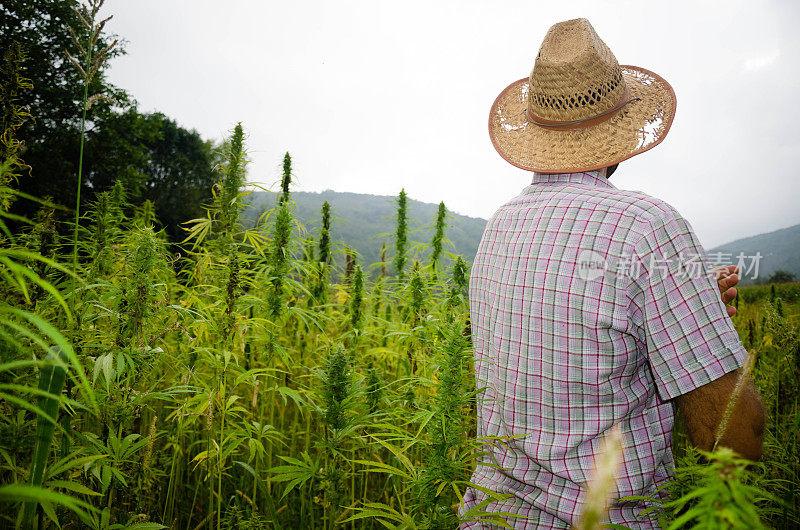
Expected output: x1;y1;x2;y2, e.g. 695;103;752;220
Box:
525;86;640;130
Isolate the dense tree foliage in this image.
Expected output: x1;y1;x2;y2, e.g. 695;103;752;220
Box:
1;0;125;209
1;0;215;241
136;114;217;241
765;269;796;284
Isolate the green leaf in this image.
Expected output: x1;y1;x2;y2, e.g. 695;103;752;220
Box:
0;484;97;524
46;479;102;497
23;346;69;527
352;459;411;480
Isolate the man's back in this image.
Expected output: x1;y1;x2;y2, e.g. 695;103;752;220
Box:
462;170;746;529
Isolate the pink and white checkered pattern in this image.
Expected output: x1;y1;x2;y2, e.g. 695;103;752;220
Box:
461;171;746;529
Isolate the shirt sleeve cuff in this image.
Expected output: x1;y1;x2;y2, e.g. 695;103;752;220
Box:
653;342;748;401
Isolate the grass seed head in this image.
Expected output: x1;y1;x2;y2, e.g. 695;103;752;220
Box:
575;425;624;530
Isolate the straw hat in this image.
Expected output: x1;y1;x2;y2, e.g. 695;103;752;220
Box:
489;18;676;173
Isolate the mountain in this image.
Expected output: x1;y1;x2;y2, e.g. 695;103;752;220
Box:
243;190;488;272
708;223;800;284
243;190;800;285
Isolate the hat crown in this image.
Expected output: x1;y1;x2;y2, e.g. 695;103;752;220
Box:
528;18;626;122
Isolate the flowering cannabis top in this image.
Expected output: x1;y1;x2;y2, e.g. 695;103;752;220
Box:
462;171;746;528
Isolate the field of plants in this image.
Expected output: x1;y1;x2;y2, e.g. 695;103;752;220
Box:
1;3;799;529
0;115;798;528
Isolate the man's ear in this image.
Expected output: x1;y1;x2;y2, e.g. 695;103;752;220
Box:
606;163;619;178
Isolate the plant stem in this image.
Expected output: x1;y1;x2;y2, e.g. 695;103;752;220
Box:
72;28;93;299
218;383;224;529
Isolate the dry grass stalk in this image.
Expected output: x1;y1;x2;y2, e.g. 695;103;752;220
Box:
713;349;757;450
574;424;624;530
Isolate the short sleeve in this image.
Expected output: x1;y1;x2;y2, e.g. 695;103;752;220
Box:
630;206;747;401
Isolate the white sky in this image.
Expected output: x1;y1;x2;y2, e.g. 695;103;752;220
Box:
105;0;800;249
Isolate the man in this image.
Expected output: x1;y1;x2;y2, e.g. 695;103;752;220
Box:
461;18;764;529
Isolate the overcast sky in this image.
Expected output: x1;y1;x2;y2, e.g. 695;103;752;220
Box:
105;0;799;249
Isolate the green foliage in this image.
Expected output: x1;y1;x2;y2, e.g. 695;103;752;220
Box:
217;123;246;237
655;283;800;529
414;320;472;528
136;114;216;241
739;281;800;304
430;201;447;269
350;265;364;334
448;256;469;311
117;227;170;343
344;246;356;282
265;149;293;317
2;2;216;245
280;152;292;206
134;199;157;228
63;0;120;286
767;269;796;284
243;189;488;274
22;346;69;527
409;262;426;325
395;189;408;281
645;448;774;529
311;201;332;304
0;0;125;129
365;366;383;415
87;181;128;278
0;41;32;160
321;346;352;433
1;139;798;530
318;200;331;265
0;40;32;213
451;257;468;293
267;201;293;318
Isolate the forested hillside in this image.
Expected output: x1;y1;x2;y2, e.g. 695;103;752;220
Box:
709;222;800;284
244;190;488;272
243;189;800;284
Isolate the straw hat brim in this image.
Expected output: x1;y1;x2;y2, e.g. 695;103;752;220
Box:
488;65;676;173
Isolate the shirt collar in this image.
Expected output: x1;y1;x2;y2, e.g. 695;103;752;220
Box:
531;170;615;189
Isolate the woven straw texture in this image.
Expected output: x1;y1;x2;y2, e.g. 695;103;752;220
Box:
528;18;625;122
489;19;676;173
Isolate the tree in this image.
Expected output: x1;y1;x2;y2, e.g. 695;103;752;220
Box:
0;41;32;213
1;0;127;218
1;1;217;243
766;270;796;284
137;114;216;242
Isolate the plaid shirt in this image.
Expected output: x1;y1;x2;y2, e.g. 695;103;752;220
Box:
462;171;746;529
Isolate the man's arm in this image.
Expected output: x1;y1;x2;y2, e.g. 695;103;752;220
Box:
632;209;766;460
676;266;765;461
675;368;765;461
